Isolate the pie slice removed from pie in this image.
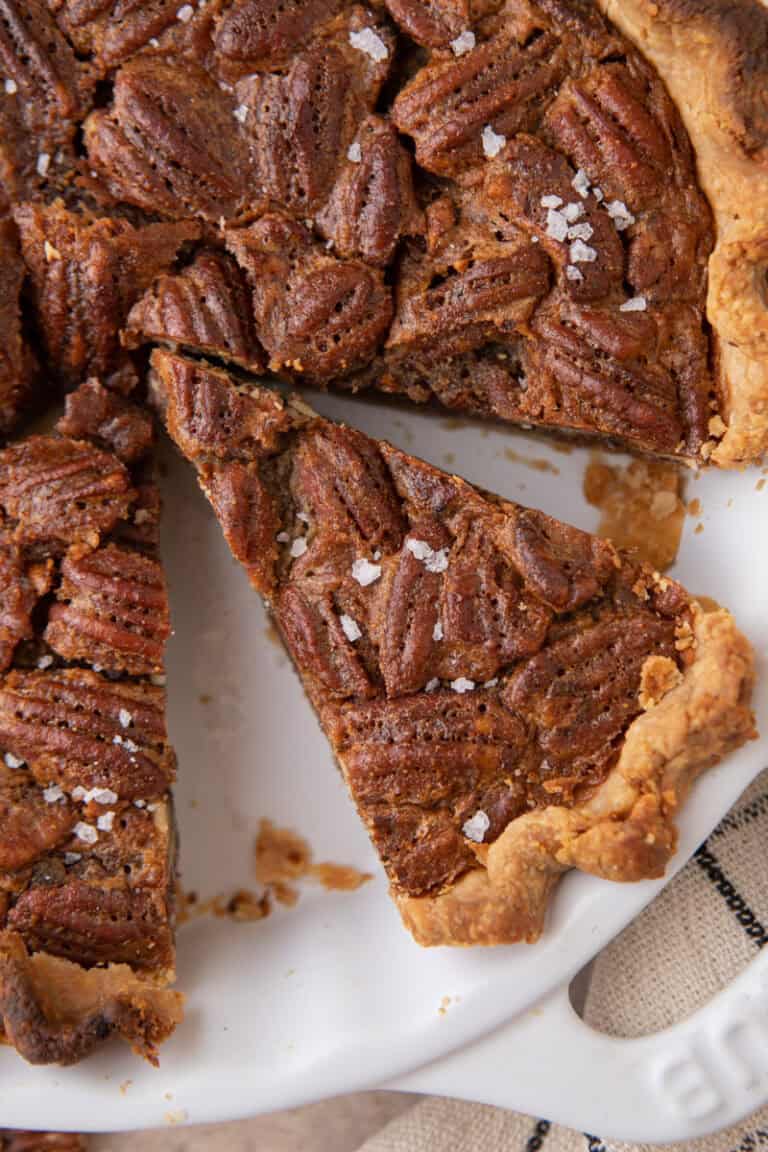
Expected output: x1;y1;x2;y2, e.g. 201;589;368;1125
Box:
0;380;181;1063
150;349;755;946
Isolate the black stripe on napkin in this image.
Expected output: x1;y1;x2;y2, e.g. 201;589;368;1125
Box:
694;845;768;948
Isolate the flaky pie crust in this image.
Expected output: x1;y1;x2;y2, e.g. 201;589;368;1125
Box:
595;0;768;465
399;606;755;945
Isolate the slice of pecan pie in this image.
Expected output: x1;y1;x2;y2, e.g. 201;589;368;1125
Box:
0;380;181;1063
108;0;768;466
149;349;754;945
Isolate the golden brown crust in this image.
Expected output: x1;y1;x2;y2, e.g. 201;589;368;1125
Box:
399;606;755;945
0;931;182;1066
595;0;768;465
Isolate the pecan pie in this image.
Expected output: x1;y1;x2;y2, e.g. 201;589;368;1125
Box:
0;0;762;1064
150;350;754;945
101;0;767;465
0;381;181;1064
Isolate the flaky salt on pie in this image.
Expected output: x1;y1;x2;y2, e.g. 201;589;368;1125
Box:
150;350;754;945
0;0;761;1062
0;383;181;1063
1;0;765;462
88;0;765;466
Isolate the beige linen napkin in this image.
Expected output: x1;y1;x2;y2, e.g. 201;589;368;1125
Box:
356;767;768;1152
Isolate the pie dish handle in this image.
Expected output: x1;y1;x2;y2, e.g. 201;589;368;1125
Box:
389;946;768;1143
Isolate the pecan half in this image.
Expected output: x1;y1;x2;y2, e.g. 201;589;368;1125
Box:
200;461;280;596
382;0;469;47
481;133;624;302
291;422;404;551
503;608;678;787
0;770;75;873
8;881;173;969
317;115;423;267
392;25;567;175
148;349;297;464
214;0;342;77
125;248;265;374
83;57;251;221
0;670;174;800
14;202;199;386
45;543;170;676
277;584;373;699
0;436;134;550
226;213;392;382
505;506;616;612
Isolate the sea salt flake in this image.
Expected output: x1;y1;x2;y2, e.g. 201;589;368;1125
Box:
372;549;381;561
483;678;499;688
97;810;115;832
91;787;118;805
44;240;61;262
406;538;449;574
481;124;506;158
64;852;82;865
432;620;443;642
276;531;290;542
563;201;585;222
296;511;310;523
451;677;475;694
37;654;53;669
43;784;65;804
134;508;152;525
540;194;562;209
425;548;449;574
593;186;604;202
349;26;389;62
4;78;17;95
147;802;159;812
134;799;147;808
149;37;160;47
4;752;24;769
351;558;381;586
347;140;362;163
112;735;136;752
176;3;194;21
405;538;432;561
565;264;583;282
566;222;593;242
450;29;476;55
74;821;98;844
36;152;50;177
572;168;590;198
233;104;248;123
569;239;597;263
619;295;647;313
119;708;132;729
289;537;307;558
545;209;568;242
606;199;635;231
425;678;440;693
340;613;362;643
462;809;490;842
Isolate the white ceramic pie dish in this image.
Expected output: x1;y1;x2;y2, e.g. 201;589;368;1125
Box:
1;393;765;1142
